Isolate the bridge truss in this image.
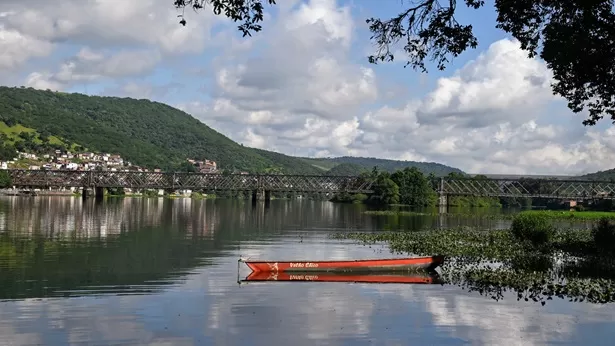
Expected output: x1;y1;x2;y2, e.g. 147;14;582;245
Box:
433;177;615;199
5;169;615;199
6;170;374;193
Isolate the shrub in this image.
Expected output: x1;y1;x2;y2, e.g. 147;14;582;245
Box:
510;213;555;246
591;217;615;254
351;193;368;203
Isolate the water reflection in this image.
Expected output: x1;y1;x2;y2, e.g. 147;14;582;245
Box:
0;197;614;345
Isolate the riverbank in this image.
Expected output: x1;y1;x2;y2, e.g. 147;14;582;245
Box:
363;209;615;221
331;214;615;305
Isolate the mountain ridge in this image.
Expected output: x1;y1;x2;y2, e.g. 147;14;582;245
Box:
0;86;463;176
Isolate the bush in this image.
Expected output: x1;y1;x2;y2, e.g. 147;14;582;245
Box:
591;217;615;254
0;170;12;188
351;193;368;203
510;213;555;246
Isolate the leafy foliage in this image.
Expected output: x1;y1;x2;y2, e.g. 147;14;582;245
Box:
174;0;276;36
591;217;615;254
0;144;17;161
369;171;400;205
0;87;323;174
332;225;615;305
510;213;555;246
366;0;615;125
366;0;483;71
391;167;437;206
0;171;12;188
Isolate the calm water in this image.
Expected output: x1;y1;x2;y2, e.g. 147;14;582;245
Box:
0;197;613;345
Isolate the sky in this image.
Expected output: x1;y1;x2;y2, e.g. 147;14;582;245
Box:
0;0;614;175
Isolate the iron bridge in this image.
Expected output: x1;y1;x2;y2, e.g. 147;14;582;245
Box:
6;169;373;193
4;169;615;199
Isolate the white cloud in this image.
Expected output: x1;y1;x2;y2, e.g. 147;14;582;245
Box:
0;0;216;54
1;0;614;174
24;48;162;89
0;26;54;70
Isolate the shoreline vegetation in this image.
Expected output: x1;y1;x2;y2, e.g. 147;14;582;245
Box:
331;213;615;305
363;209;615;220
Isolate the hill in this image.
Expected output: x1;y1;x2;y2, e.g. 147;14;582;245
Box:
302;156;464;176
0;86;464;175
0;87;325;174
577;169;615;181
325;163;368;176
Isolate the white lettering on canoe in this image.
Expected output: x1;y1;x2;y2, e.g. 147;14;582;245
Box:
289;262;319;268
290;275;318;280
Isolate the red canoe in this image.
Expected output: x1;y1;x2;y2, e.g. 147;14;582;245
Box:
241;271;442;285
239;255;444;273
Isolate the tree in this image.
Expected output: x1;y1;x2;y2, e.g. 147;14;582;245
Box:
370;172;400;205
0;171;12;189
174;0;615;126
173;0;276;36
390;167;437;206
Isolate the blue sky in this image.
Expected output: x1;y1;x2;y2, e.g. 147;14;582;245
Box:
0;0;614;175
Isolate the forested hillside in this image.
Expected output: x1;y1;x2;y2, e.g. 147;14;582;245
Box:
0;86;464;175
0;87;322;173
325;163;367;176
578;169;615;181
303;156;464;176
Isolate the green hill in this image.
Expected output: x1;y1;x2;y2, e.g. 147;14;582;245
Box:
578;169;615;181
0;87;324;173
325;163;368;176
0;86;464;175
302;156;464;176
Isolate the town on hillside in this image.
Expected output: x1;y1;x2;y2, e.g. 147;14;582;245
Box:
0;149;219;173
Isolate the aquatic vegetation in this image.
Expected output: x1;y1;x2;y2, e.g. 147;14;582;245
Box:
510;213;555;246
363;210;515;219
519;210;615;220
331;218;615;305
591;218;615;254
363;209;615;223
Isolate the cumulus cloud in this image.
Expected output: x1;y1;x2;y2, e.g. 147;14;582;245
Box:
0;26;54;70
24;47;161;90
1;0;615;174
175;0;615;175
0;0;216;54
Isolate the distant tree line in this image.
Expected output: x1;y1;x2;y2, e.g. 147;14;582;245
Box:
331;167;615;210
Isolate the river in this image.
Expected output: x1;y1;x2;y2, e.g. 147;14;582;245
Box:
0;197;613;345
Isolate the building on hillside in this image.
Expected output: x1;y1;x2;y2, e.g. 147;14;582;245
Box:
186;158;218;173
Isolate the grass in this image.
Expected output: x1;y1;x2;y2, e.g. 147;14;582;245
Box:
363;209;615;221
0;122;37;144
363;210;513;220
0;121;80;149
519;210;615;220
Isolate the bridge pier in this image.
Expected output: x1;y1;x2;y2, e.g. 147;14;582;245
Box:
81;187;92;200
251;189;272;205
94;187;104;201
